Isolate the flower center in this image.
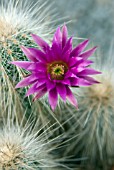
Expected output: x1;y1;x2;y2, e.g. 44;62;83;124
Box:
47;61;68;80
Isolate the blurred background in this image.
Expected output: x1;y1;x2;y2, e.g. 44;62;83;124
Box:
53;0;114;58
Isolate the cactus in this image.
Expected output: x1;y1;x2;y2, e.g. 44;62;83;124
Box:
0;109;67;170
0;0;56;117
59;54;114;170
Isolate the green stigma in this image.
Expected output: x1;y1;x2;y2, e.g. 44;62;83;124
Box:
47;61;68;80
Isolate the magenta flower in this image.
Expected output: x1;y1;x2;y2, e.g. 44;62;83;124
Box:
11;25;101;110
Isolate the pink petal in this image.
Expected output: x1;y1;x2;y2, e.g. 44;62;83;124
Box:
82;76;100;84
46;80;55;91
62;37;73;54
69;77;79;86
65;70;73;78
66;87;78;109
53;27;62;47
27;63;46;71
61;79;70;85
49;88;58;111
70;77;93;86
15;75;35;88
79;46;97;59
57;84;66;101
77;68;101;76
71;67;84;75
25;82;38;97
29;74;41;81
79;60;94;67
27;47;47;62
11;61;32;70
26;82;46;97
46;48;59;62
31;34;49;51
62;24;68;47
33;87;47;101
36;79;46;87
69;57;82;67
71;59;93;68
21;46;37;61
33;72;47;79
71;39;89;57
62;49;70;63
52;37;62;59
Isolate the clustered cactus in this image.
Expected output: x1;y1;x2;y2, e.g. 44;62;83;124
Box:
0;0;55;117
0;0;114;170
0;108;69;170
57;56;114;170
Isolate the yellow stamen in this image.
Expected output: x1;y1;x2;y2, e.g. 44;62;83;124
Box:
47;61;68;80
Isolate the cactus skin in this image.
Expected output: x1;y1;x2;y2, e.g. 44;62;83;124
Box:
0;0;56;117
0;101;74;170
0;113;52;169
0;1;78;170
40;53;114;170
0;33;37;117
58;54;114;170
